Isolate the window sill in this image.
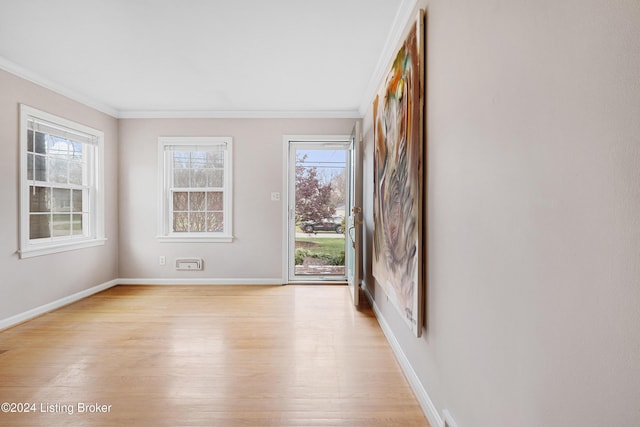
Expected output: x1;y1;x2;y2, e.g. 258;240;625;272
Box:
157;235;234;243
19;238;107;259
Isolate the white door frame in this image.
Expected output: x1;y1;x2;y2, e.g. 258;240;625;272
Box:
346;122;363;305
282;135;351;283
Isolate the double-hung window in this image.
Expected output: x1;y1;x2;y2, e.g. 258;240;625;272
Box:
158;137;233;242
19;105;105;258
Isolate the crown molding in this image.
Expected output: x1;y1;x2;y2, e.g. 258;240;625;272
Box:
117;109;362;119
0;56;120;118
358;0;419;116
0;56;361;120
3;10;419;124
2;0;418;121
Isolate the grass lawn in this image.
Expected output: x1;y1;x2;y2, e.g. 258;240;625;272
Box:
295;237;346;265
296;237;345;256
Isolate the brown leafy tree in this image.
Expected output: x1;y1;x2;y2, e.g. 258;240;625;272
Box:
295;155;335;223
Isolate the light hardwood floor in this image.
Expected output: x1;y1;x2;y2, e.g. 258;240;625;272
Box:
0;285;429;426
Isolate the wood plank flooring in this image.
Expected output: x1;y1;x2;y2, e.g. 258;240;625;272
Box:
0;285;429;426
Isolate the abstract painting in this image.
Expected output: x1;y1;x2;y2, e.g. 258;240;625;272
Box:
373;10;425;337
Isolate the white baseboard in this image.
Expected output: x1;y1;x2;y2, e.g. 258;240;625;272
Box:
0;278;447;426
363;286;444;427
0;278;284;330
0;279;119;330
443;410;461;427
117;278;284;285
1;277;444;427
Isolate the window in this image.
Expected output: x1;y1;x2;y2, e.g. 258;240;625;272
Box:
19;105;105;258
158;137;233;242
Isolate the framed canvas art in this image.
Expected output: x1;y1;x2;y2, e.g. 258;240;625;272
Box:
373;9;425;337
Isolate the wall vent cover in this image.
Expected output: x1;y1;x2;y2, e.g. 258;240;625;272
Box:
175;258;203;271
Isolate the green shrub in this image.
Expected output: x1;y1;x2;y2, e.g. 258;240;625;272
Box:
295;248;345;265
295;248;312;265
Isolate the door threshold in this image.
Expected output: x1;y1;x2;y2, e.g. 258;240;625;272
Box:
287;280;347;286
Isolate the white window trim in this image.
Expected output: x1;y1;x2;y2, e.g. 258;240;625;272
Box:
19;105;106;259
157;137;233;243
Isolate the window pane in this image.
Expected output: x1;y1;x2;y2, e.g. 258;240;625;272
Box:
72;214;83;235
30;214;51;239
27;129;34;152
208;169;224;187
72;190;83;212
189;212;206;232
208;150;224;168
49;158;68;184
190;152;207;169
173;212;188;232
207;212;224;232
48;137;70;158
174;169;190;187
69;161;83;185
173;152;189;169
27;153;34;181
173;192;188;211
70;142;83;161
52;214;71;237
191;169;207;187
30;186;50;213
34;131;47;154
190;192;205;211
52;188;71;212
207;192;223;211
203;152;216;168
34;155;47;181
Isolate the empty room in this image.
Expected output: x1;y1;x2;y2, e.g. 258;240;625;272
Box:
0;1;639;426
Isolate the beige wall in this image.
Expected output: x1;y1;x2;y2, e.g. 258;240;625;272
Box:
1;0;639;424
362;0;640;426
0;66;355;312
118;117;355;280
0;69;119;321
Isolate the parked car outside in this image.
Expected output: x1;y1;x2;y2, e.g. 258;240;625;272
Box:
301;216;344;234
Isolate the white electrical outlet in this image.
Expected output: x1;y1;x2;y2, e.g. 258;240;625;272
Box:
271;192;280;201
159;256;166;265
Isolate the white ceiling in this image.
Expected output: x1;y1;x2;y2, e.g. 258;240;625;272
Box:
0;0;413;118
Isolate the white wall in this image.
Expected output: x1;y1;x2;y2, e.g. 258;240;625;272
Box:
118;118;355;281
0;69;119;321
362;0;640;426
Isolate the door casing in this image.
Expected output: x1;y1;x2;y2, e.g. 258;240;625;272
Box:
282;135;351;283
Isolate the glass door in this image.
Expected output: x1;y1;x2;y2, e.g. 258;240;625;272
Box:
287;139;350;282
